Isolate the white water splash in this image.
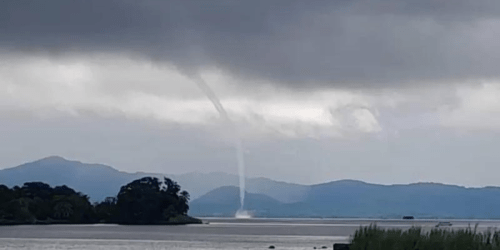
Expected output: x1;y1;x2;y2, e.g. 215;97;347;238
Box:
192;75;247;212
235;209;252;219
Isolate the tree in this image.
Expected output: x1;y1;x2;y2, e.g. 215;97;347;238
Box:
114;177;191;224
0;185;13;213
0;182;95;224
163;178;181;195
116;177;163;224
94;197;117;222
53;202;73;219
180;191;190;201
0;176;196;225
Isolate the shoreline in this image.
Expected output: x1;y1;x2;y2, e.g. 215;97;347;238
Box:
0;216;203;226
198;216;500;222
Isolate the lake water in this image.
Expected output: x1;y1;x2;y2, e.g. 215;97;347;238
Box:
1;218;500;249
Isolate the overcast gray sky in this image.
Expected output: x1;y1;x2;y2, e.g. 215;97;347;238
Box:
1;0;500;186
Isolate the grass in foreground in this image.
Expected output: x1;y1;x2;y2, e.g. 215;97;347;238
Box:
350;225;500;250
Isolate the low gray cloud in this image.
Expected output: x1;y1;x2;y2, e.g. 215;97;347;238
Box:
2;0;500;89
3;114;500;187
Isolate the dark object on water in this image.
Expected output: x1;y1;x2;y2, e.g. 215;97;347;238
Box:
322;246;327;249
402;216;414;219
436;222;452;227
269;246;275;249
333;243;350;250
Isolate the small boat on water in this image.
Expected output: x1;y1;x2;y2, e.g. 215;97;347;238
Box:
435;222;452;227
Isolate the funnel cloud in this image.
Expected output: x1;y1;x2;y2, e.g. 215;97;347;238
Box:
192;75;247;211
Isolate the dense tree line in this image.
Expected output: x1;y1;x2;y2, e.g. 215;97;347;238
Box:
0;177;200;225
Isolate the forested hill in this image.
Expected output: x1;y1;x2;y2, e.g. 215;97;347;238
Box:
0;177;201;225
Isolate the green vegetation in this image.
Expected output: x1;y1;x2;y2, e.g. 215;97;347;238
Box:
350;225;500;250
0;177;201;225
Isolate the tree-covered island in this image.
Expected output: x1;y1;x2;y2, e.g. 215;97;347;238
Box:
0;177;201;225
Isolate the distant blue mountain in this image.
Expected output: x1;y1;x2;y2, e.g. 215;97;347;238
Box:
302;180;500;218
3;156;500;219
189;186;284;217
0;156;308;203
0;156;149;202
190;180;500;219
170;172;309;203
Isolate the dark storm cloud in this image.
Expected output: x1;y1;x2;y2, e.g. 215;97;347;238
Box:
1;0;500;88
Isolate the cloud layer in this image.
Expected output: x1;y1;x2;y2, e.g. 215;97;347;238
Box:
2;0;500;88
0;54;385;138
2;1;500;186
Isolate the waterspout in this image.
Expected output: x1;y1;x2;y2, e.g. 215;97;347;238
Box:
192;75;247;212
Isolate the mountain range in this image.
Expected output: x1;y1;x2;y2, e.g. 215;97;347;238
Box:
0;156;308;203
2;156;500;219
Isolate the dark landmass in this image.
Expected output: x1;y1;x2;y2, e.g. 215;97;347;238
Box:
4;156;500;219
0;176;201;226
0;156;153;202
0;156;308;203
190;181;500;219
190;186;284;217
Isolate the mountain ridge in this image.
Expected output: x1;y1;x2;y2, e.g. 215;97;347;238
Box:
3;156;500;219
0;156;309;203
190;182;500;219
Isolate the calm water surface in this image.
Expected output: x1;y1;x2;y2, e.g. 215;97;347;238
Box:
1;218;499;249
